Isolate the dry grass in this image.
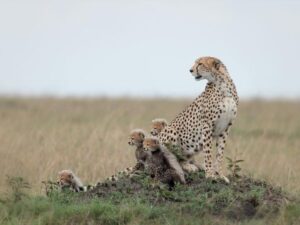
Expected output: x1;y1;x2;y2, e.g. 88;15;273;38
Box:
0;97;299;195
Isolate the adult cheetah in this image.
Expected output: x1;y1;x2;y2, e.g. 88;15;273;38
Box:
158;56;238;182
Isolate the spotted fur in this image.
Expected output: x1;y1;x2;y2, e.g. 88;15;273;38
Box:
158;56;239;182
105;167;135;182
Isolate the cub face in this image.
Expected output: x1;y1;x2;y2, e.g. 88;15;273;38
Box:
58;170;74;188
189;56;224;82
143;137;160;152
128;129;146;147
151;118;168;136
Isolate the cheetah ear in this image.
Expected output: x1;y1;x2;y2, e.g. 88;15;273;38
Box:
213;59;221;70
68;174;73;179
139;132;145;138
155;139;160;145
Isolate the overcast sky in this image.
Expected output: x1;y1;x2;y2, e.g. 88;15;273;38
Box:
0;0;299;99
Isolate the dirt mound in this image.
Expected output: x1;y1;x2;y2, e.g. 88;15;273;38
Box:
83;171;289;220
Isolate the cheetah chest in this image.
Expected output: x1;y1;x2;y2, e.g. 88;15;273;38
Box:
213;97;237;137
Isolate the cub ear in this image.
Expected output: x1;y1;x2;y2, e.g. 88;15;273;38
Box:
68;174;73;179
154;139;160;145
139;132;145;138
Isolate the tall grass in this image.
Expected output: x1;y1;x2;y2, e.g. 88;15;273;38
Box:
0;97;299;195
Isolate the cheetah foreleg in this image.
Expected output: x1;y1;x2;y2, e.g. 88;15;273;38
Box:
215;130;230;183
201;123;215;179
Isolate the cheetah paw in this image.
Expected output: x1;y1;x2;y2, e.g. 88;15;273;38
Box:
218;174;230;183
182;163;199;173
214;170;230;183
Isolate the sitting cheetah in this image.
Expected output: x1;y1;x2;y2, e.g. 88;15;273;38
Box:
57;170;93;192
143;136;186;185
128;129;149;171
107;126;170;182
151;118;168;136
105;129;148;182
158;56;239;182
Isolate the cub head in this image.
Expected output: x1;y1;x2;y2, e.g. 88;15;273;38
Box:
143;136;161;152
189;56;226;82
128;129;146;147
57;170;74;188
151;118;168;136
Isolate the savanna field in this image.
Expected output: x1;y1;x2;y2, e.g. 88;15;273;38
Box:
0;97;300;225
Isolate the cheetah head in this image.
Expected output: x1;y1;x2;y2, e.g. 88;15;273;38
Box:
151;118;168;136
143;136;161;152
57;170;74;189
128;129;146;147
189;56;225;82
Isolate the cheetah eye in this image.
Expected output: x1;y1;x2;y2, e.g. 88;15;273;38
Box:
198;63;203;66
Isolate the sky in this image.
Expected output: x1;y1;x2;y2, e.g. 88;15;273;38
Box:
0;0;300;99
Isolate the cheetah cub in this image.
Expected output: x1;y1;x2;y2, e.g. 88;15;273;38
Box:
143;136;186;185
105;129;148;182
128;129;149;171
57;170;92;192
151;118;168;136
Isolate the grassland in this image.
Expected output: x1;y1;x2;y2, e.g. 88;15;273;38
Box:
1;171;298;225
0;97;299;224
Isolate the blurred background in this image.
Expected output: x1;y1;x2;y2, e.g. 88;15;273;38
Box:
1;0;300;99
0;0;299;195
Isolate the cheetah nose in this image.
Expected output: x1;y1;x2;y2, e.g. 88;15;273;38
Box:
189;69;194;73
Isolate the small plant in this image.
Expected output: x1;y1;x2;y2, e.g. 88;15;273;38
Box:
41;180;60;197
5;176;31;202
226;157;244;180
